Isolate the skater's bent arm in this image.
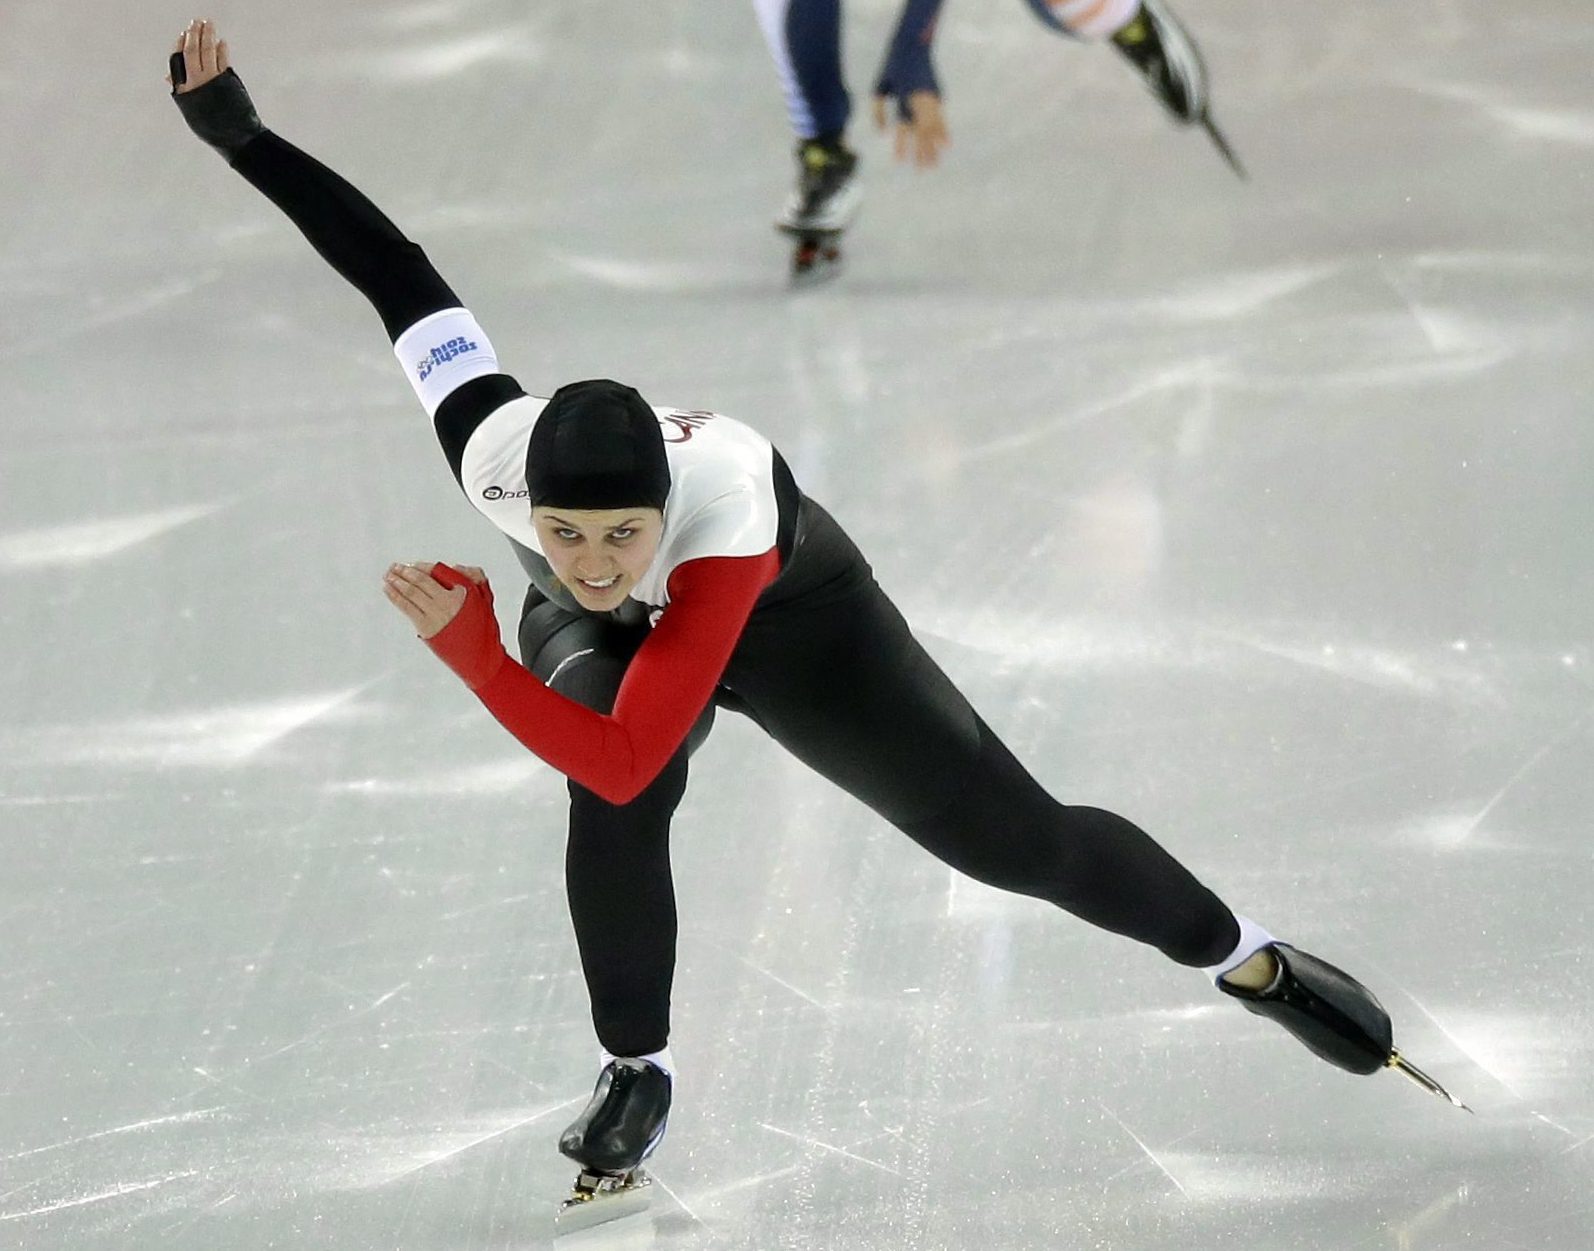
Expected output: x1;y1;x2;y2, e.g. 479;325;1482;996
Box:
169;20;524;448
420;553;779;805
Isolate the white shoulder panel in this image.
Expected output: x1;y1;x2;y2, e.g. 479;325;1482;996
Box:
458;394;550;551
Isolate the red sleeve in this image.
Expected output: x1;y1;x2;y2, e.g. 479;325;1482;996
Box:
426;552;779;805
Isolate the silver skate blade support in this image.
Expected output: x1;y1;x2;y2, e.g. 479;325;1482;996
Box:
555;1168;653;1235
1199;113;1247;181
1387;1050;1473;1113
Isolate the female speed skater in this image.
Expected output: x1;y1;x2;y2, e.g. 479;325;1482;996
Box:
754;0;1243;276
167;18;1462;1228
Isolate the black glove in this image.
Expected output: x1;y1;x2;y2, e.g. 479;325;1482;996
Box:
170;56;265;162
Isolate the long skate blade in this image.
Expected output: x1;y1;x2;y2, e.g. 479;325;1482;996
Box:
555;1171;653;1235
1388;1051;1473;1113
1199;113;1247;181
789;234;843;288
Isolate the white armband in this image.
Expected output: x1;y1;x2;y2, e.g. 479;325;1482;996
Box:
393;308;500;418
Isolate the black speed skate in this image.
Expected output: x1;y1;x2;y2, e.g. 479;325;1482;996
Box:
1220;944;1471;1110
1111;0;1246;178
776;137;860;284
555;1058;672;1232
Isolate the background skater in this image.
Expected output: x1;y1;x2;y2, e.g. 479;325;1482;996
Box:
752;0;1236;276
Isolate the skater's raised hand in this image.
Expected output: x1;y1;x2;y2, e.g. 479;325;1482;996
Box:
873;90;950;169
167;17;264;159
383;562;487;640
167;18;231;94
386;563;508;692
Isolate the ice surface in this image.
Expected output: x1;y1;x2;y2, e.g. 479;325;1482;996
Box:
2;2;1590;1248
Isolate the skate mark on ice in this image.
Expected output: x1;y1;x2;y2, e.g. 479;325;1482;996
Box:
0;1172;199;1223
0;276;210;361
367;982;410;1012
357;1102;577;1188
731;956;829;1011
647;1173;702;1224
152;1191;240;1243
244;975;416;1066
379;1;482;32
17;686;375;769
1146;262;1343;322
355;30;544;82
687;1162;804;1210
1095;1100;1188;1198
0;502;225;570
956;357;1228;465
1454;705;1591;842
1099;1089;1280;1186
756;1123;905;1177
1362;970;1575;1128
696;936;831;1012
1376;262;1515;363
328;757;551;798
1348;1182;1473;1251
1408;81;1594;148
435;893;535;923
0;1108;228;1163
1200;627;1493;701
551;250;751;294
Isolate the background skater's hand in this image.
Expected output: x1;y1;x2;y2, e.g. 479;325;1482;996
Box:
873;90;950;168
167;18;231;94
383;563;483;640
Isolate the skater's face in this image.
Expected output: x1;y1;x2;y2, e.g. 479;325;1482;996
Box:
532;505;664;611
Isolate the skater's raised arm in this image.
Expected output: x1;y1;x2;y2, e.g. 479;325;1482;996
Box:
167;20;525;463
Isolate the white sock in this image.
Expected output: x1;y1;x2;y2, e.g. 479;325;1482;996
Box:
1048;0;1142;41
601;1045;675;1079
1202;915;1278;984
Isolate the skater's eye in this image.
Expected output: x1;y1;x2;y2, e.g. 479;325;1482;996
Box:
608;527;635;541
553;528;580;542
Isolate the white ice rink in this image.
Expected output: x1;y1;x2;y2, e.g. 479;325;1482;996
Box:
2;2;1591;1247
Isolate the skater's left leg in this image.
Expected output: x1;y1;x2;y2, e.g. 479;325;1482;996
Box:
723;527;1239;967
722;513;1411;1082
905;712;1241;967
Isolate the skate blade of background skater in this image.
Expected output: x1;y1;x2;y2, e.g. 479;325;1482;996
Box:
785;229;844;286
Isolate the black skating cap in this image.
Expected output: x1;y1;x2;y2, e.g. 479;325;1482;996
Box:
525;379;670;511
